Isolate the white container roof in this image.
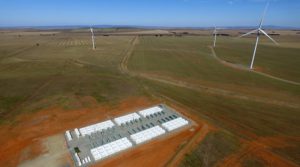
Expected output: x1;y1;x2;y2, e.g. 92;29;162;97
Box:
65;130;72;141
138;106;163;117
74;153;82;166
79;120;115;136
161;117;188;132
91;137;133;161
74;128;81;138
130;125;165;144
114;112;141;125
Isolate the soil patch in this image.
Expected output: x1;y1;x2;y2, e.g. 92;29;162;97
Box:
0;96;158;167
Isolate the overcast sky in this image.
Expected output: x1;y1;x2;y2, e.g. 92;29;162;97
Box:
0;0;299;27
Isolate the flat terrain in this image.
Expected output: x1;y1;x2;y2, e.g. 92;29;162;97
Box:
127;33;300;166
19;134;69;167
0;29;299;167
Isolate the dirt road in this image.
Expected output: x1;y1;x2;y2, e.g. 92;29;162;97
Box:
165;124;212;167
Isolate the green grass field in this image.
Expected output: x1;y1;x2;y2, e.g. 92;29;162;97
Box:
128;35;300;166
180;130;240;167
0;33;145;121
0;30;299;166
129;36;300;104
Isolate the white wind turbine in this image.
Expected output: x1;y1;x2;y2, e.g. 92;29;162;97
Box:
90;27;96;50
240;2;279;69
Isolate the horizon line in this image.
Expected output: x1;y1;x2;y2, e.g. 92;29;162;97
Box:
0;24;300;30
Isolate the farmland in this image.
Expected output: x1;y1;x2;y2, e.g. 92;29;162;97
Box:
0;29;299;167
127;33;300;166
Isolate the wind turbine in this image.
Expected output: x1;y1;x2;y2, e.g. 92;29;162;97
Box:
239;2;278;69
90;27;96;50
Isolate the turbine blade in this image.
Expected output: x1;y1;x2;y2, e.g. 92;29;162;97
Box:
259;29;279;45
259;1;270;28
239;29;258;38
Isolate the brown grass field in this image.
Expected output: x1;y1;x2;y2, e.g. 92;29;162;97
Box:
0;28;299;167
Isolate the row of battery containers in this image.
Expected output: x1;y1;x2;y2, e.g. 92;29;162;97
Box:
74;153;91;166
65;114;188;143
65;106;164;140
113;112;140;126
89;117;189;162
91;137;133;161
130;125;166;144
66;120;116;140
129;117;189;144
129;117;189;145
138;106;163;117
113;106;163;126
79;120;115;136
161;117;189;132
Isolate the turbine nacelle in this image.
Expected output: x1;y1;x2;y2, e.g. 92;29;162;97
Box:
239;28;278;45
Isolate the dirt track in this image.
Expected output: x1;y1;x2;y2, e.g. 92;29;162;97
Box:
118;36;215;167
165;124;211;167
119;36;139;75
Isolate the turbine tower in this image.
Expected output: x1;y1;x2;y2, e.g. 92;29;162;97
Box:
213;27;223;47
90;27;96;50
239;2;278;69
213;27;217;47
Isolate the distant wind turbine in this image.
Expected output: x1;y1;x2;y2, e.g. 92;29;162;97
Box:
90;27;96;50
239;2;279;69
